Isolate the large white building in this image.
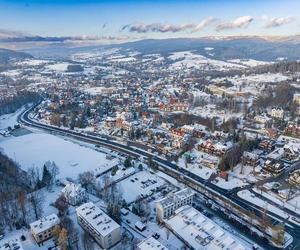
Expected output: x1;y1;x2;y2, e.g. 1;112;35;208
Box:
29;214;60;244
76;202;121;249
137;237;169;250
165;205;250;250
293;93;300;104
61;183;87;206
270;108;284;119
156;188;194;221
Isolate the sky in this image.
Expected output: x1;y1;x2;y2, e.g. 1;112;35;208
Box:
0;0;300;47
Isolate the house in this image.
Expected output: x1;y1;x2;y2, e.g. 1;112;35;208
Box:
270;107;284;119
30;214;60;244
254;114;271;125
241;151;259;167
156;188;194;221
76;202;121;249
264;128;278;139
137;237;169;250
263;159;285;175
293;93;300;104
258;139;275;151
285;123;300;138
288;170;300;187
197;139;232;157
283;143;300;162
61;183;88;206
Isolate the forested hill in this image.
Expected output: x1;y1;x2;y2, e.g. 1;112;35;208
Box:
250;60;300;74
0;48;33;64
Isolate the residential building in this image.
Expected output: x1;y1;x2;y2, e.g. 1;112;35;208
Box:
293;93;300;104
270;107;284;119
285;123;300;138
263;159;285;175
258;139;275;151
137;237;169;250
283;143;300;162
29;214;60;244
164;205;250;250
241;151;259;167
61;183;88;206
156;188;194;221
288;170;300;187
76;202;121;249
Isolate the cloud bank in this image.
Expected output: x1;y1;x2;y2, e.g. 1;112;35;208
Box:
122;17;214;33
264;16;295;28
216;16;253;31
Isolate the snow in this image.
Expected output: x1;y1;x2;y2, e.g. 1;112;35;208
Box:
227;59;272;67
46;62;70;72
213;175;248;190
0;106;25;132
237;190;289;220
253;188;300;216
0;132;117;181
168;51;245;71
118;171;166;203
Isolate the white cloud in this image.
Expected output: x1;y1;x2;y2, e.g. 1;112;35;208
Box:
264;16;295;28
122;17;214;33
216;16;253;31
192;16;214;32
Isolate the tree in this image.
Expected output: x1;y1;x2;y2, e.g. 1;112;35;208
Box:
82;231;94;250
79;171;95;193
124;156;132;169
54;195;69;216
111;165;118;176
57;228;68;250
29;190;44;220
41;164;52;189
17;191;28;226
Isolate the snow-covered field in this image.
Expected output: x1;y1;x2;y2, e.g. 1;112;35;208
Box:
168;51;245;71
227;59;272;67
0;132;117;181
0;107;24;132
46;62;70;72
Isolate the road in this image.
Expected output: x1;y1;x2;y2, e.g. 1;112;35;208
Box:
18;103;300;247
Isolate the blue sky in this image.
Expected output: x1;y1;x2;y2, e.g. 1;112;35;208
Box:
0;0;299;43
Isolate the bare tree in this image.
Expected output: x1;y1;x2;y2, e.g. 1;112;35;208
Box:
29;190;44;220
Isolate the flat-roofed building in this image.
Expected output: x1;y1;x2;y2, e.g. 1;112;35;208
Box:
29;214;60;244
76;202;121;249
165;205;250;250
137;237;169;250
156;188;194;221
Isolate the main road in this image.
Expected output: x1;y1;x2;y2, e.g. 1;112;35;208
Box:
18;103;300;246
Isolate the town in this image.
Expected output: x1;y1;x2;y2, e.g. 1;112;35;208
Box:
1;1;300;250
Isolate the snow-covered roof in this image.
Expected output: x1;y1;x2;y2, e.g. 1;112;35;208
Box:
61;183;85;198
157;188;194;209
165;206;250;250
137;237;169;250
76;202;120;237
30;214;60;235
